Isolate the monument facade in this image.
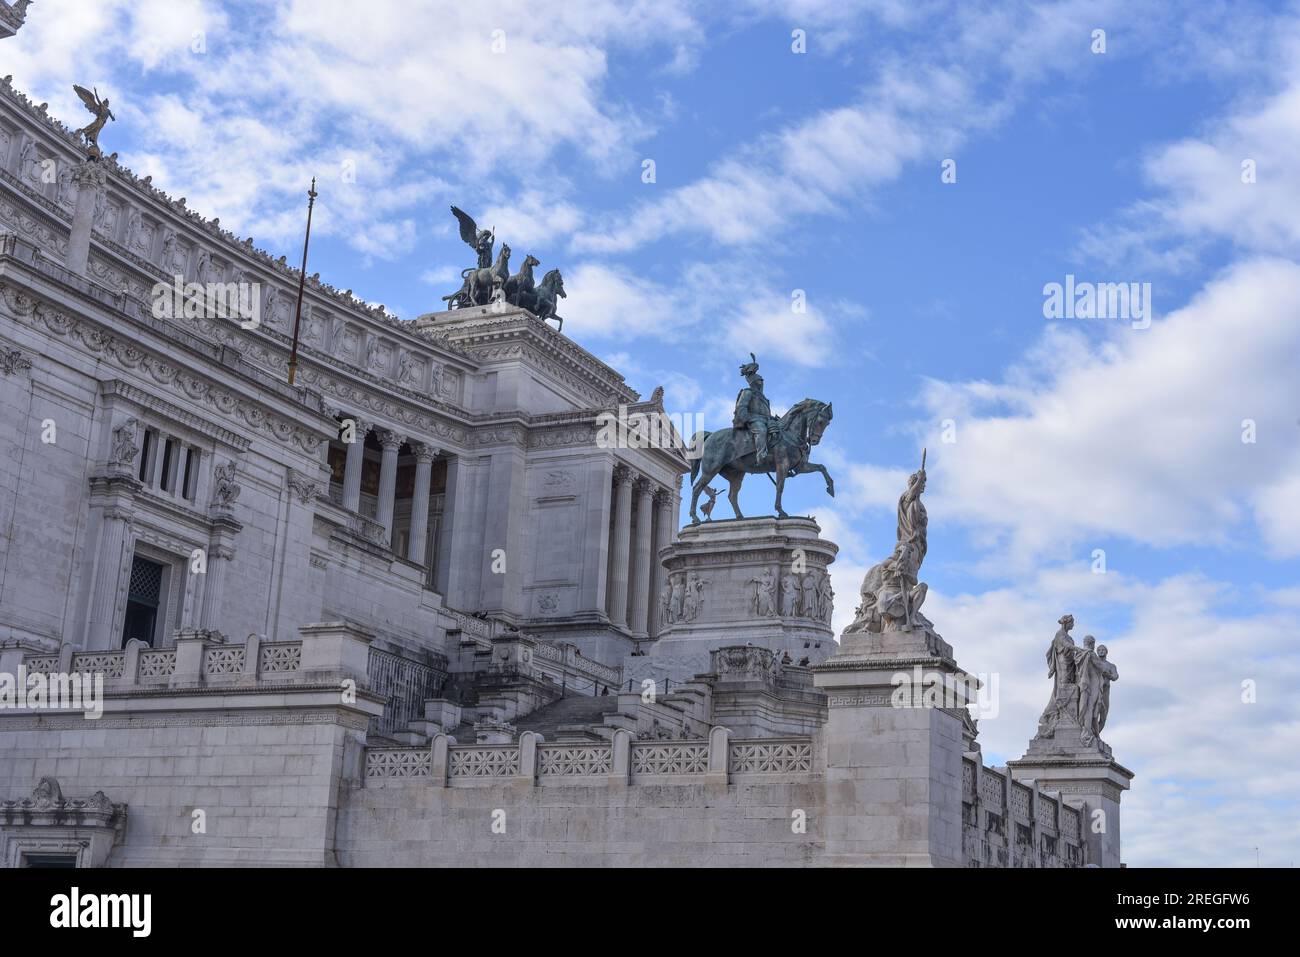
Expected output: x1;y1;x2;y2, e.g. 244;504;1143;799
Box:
0;32;1131;867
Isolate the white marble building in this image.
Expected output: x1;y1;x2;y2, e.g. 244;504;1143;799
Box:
0;35;1131;867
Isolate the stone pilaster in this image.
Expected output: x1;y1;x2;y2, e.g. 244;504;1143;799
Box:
375;429;403;546
628;477;655;637
607;464;633;628
407;442;438;564
84;473;141;649
199;513;241;631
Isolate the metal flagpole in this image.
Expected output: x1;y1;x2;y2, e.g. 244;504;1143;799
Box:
287;177;318;386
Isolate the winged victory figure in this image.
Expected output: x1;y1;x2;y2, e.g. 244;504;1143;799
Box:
73;85;115;157
440;205;499;309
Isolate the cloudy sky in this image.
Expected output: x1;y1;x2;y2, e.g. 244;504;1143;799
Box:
8;0;1300;866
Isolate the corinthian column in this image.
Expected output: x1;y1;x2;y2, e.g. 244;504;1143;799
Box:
375;429;404;546
607;465;633;628
628;477;655;637
650;486;674;637
66;160;107;276
341;416;370;511
407;443;438;563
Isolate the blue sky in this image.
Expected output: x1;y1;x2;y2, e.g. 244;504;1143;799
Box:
8;0;1300;866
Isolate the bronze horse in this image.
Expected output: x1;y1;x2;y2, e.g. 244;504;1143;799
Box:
443;244;511;308
688;398;834;522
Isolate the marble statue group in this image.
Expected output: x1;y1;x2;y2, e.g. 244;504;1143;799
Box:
1038;614;1119;749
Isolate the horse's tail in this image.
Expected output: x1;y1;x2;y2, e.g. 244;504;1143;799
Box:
688;431;710;483
461;267;474;278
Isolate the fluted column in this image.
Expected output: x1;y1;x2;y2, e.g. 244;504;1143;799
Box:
341;416;370;511
649;486;674;637
376;429;404;547
407;443;438;564
66;160;107;276
607;464;633;628
628;477;655;636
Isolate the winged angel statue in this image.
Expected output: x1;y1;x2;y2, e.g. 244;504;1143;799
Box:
72;85;115;157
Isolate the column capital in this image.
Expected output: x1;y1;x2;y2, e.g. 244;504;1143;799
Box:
377;429;405;450
613;463;634;487
340;413;371;435
101;503;136;523
412;442;440;463
633;475;655;496
72;159;108;189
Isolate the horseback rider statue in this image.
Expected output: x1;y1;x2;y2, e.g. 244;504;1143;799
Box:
733;353;778;466
688;352;835;523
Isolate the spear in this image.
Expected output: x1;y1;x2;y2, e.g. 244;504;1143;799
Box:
921;447;927;472
286;177;318;386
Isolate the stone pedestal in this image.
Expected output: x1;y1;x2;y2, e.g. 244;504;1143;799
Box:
1009;732;1134;868
627;516;837;684
813;638;976;866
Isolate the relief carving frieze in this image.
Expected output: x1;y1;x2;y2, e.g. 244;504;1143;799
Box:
0;282;325;456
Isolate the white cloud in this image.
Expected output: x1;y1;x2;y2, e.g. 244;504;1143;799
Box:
909;258;1300;565
1078;21;1300;271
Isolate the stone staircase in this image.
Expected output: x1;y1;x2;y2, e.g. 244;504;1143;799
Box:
496;693;619;742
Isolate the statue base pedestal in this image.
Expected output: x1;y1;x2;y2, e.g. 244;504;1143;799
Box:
1007;750;1134;868
812;647;974;867
625;516;837;685
835;625;955;666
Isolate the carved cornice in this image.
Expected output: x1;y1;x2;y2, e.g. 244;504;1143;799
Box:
100;379;251;452
527;424;596;450
0;280;326;457
0;75;461;344
0;3;28;34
